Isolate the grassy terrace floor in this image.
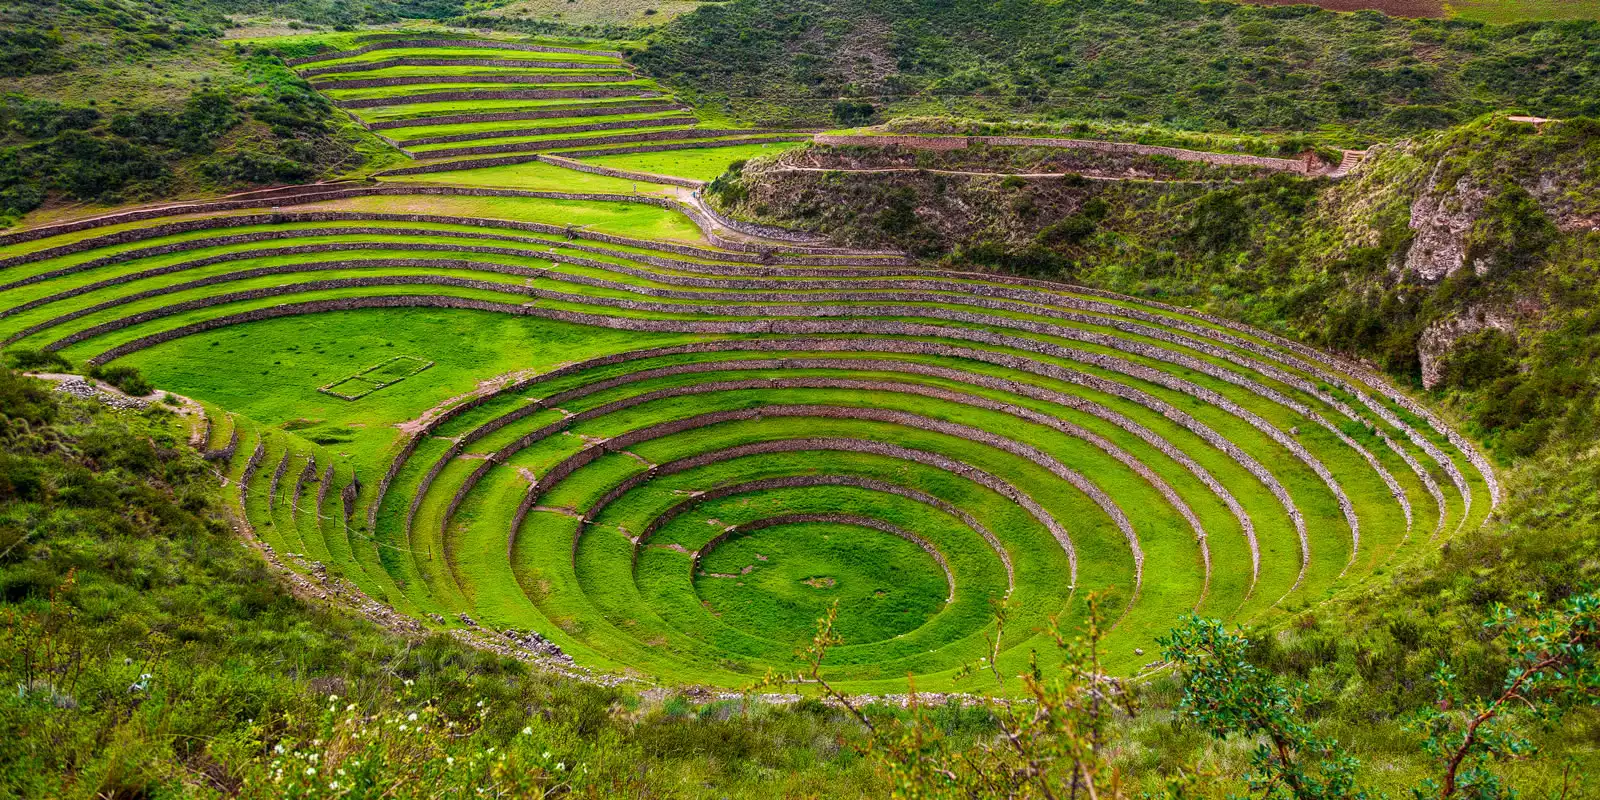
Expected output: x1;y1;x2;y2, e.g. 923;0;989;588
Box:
0;184;1497;695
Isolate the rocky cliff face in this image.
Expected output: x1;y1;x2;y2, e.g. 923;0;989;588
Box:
1402;161;1492;283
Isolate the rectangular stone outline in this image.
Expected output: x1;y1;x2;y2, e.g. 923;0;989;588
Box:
318;355;435;401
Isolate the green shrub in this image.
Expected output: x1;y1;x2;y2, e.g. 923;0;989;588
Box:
0;95;100;139
88;365;154;396
2;349;71;372
0;29;74;77
1438;328;1519;390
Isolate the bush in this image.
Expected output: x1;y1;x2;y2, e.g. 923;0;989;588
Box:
109;89;240;154
200;149;316;186
1438;328;1518;390
0;29;74;77
0;95;100;139
88;364;154;396
3;349;71;372
1466;182;1559;276
831;99;876;127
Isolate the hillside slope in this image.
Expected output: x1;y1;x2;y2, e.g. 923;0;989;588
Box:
633;0;1600;134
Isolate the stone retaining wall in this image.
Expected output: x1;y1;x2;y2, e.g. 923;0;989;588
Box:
82;268;1389;538
0;213;904;301
408;128;765;160
6;200;1465;518
286;39;622;67
239;440;266;508
342;476;361;522
487;370;1193;584
357;327;1304;579
316;464;336;518
534;155;702;189
8;258;547;346
813;134;1313;174
638;436;1071;575
293;456;319;512
624;473;1013;588
366;102;684;130
268;451;291;509
695;194;830;245
315;73;627;90
450;349;1252;582
338;88;657;109
377;153;546;175
48;275;540;352
403;116;697;147
9;192;1472;524
488;398;1096;578
203;425;239;462
85;296;534;367
552;135;811;159
299;57;619;77
0;187;889;258
42;244;1424;551
815;135;970;151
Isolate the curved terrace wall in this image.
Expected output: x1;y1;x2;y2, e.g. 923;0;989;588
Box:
286;39;623;67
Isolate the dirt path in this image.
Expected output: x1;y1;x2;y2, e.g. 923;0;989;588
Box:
28;371;208;444
764;165;1247;185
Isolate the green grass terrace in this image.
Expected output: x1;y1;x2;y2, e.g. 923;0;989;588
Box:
0;185;1499;696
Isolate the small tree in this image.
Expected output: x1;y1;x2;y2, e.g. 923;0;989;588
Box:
759;594;1135;799
1410;592;1600;800
1159;616;1369;800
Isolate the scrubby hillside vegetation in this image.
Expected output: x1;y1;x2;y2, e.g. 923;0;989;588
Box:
634;0;1600;132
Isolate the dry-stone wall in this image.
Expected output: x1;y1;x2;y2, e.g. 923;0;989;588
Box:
0;187;883;257
695;194;831;245
813;134;1312;174
337;88;658;109
365;102;684;130
403;117;698;147
408;129;775;160
268;452;292;510
316;74;627;90
239;440;265;507
551;135;811;159
285;39;622;67
203;425;239;462
299;57;618;77
534;155;703;189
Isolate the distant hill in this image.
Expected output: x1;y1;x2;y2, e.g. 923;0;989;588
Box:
632;0;1600;133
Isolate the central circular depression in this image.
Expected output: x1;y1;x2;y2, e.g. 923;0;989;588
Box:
692;519;951;645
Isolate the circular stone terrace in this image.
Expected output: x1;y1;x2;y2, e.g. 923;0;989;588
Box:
0;130;1494;695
